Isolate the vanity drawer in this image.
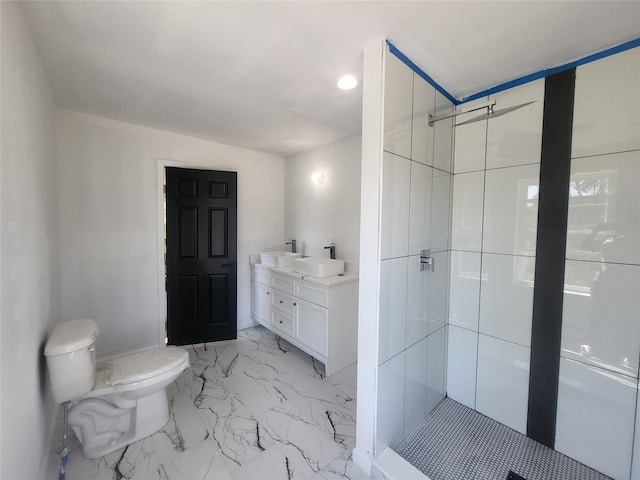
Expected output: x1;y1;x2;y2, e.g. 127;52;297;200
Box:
272;273;295;295
271;290;295;317
271;309;294;336
295;280;329;308
253;267;272;287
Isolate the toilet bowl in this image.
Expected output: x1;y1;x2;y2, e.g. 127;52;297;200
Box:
45;319;190;458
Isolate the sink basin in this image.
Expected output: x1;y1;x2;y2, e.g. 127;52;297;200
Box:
260;251;301;268
293;257;344;277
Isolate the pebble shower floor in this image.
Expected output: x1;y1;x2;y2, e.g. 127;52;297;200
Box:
396;397;611;480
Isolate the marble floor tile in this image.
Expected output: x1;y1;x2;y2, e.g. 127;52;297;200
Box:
47;326;368;480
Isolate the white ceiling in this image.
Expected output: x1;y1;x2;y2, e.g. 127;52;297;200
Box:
22;1;640;157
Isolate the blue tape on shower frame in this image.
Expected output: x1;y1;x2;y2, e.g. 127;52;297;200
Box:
386;40;458;105
386;37;640;106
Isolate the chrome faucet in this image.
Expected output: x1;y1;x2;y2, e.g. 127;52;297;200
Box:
324;243;336;259
286;239;297;253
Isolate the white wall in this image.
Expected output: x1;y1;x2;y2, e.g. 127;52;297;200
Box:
353;39;385;475
285;136;361;271
0;2;60;478
56;110;285;359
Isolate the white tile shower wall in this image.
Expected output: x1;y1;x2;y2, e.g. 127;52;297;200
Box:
566;150;640;266
562;261;640;378
482;164;540;256
475;334;530;434
381;152;411;259
378;46;453;456
384;52;413;159
409;161;433;256
451;170;485;252
411;73;436;167
431;169;452;253
379;257;409;365
453;97;489;174
561;46;640;480
432;91;454;174
572;47;640;159
556;358;636;480
407;255;429;347
427;251;450;335
479;253;535;347
486;79;544;170
448;251;481;331
446;325;478;409
426;327;447;413
633;388;640;480
448;80;542;436
404;337;428;436
444;45;639;480
377;352;406;452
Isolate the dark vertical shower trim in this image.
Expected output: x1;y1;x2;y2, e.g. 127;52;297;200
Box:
526;68;576;448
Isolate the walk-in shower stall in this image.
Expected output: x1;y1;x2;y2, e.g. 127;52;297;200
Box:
355;40;640;480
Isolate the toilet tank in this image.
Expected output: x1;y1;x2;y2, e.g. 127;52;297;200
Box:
44;319;98;404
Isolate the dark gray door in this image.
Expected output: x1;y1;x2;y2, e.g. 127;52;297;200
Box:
166;167;237;345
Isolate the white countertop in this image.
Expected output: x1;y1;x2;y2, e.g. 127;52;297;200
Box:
252;262;359;286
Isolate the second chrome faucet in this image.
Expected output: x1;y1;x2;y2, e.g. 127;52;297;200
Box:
324;243;336;259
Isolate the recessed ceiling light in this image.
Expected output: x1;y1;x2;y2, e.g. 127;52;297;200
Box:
337;75;358;90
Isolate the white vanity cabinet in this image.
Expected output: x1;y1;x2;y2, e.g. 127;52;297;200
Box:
251;266;272;326
251;264;358;376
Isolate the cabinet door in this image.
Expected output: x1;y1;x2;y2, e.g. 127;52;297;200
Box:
251;282;271;326
296;298;328;356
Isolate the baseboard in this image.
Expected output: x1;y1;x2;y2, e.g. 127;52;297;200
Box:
352;447;373;476
373;447;430;480
237;318;254;331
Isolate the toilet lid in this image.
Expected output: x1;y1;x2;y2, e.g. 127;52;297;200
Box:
107;347;189;386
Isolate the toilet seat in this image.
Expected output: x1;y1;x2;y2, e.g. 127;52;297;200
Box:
107;347;189;386
81;346;189;399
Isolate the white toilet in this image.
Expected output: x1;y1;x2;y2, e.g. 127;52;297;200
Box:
44;319;190;458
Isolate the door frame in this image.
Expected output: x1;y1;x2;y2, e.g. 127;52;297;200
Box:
155;158;237;348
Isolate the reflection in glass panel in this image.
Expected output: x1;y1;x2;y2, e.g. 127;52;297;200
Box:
567;170;615;265
566;151;640;268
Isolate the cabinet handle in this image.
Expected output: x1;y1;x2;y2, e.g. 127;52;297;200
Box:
266;292;270;295
293;302;297;306
279;320;283;324
279;300;283;304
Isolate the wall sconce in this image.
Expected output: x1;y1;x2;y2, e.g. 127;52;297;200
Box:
311;172;325;184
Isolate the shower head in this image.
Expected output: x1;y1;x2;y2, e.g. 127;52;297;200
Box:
455;101;536;126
